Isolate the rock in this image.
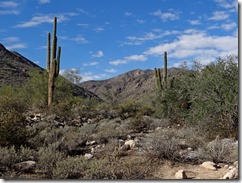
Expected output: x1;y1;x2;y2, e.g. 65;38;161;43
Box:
175;170;187;179
13;161;36;173
86;140;97;146
120;144;131;151
118;139;125;147
124;140;135;148
223;169;236;179
200;161;216;170
187;147;193;151
224;165;229;169
84;153;94;160
234;161;238;168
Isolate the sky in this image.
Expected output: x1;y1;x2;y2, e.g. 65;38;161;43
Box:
0;0;238;82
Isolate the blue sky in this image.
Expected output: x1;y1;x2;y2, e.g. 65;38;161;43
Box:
0;0;238;82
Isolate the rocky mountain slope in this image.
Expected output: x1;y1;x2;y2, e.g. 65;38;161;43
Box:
79;68;184;102
0;43;100;100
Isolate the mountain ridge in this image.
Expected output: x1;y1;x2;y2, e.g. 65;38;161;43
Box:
0;43;100;100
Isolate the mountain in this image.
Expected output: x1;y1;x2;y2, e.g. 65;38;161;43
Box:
0;43;100;100
79;68;184;103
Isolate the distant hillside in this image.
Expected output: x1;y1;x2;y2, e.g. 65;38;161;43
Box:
0;43;100;100
79;68;184;102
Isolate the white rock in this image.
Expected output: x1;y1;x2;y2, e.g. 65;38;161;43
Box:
175;170;187;179
223;171;234;179
200;161;216;170
84;153;94;160
13;161;36;172
187;147;193;151
124;140;135;148
224;165;229;169
234;161;238;168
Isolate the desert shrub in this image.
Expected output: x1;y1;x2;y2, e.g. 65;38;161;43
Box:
0;146;19;167
117;99;153;120
144;131;179;160
17;146;38;162
83;156;157;179
23;69;48;108
175;127;206;149
189;56;238;139
0;86;29;147
203;138;237;163
52;156;88;179
127;115;151;133
37;144;65;177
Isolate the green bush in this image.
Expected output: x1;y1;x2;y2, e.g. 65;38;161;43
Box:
153;55;238;139
37;144;65;177
0;85;29;147
52;156;88;179
0;146;19;167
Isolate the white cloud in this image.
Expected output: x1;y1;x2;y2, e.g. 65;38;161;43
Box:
188;20;201;25
105;69;117;73
80;72;108;82
144;29;237;65
109;59;127;65
213;0;237;12
38;0;50;4
123;32;162;46
137;19;145;24
125;54;147;61
94;27;105;32
109;54;147;65
2;36;19;42
1;36;27;50
124;12;132;17
6;43;27;50
83;62;98;66
151;9;179;21
72;35;88;44
208;22;237;31
0;1;18;8
0;1;19;15
91;50;104;58
14;13;77;28
221;22;237;30
208;11;229;21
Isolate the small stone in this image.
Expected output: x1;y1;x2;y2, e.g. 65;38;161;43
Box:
84;153;94;160
223;171;234;179
234;161;238;168
200;161;216;170
175;170;187;179
13;161;36;173
224;165;229;169
124;140;135;148
187;147;193;151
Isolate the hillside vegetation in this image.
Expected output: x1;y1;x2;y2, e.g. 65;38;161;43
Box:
0;53;238;179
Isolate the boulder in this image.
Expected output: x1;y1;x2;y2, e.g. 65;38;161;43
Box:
13;161;36;173
200;161;216;170
175;170;187;179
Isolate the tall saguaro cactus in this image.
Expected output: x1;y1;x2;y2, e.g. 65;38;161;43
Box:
154;51;168;95
46;17;61;107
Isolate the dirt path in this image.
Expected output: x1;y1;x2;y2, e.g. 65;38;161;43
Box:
153;161;230;179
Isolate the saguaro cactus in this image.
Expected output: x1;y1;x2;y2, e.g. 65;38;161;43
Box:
154;51;168;95
46;17;61;107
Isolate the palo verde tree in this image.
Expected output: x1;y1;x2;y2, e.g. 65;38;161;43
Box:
46;17;61;107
